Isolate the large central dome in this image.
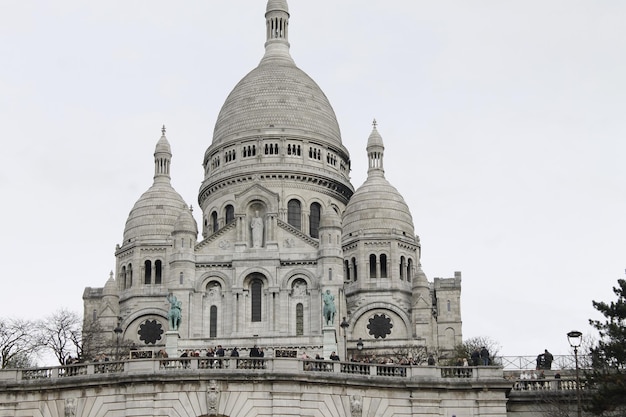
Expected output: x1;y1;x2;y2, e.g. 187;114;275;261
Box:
212;63;342;146
211;2;341;147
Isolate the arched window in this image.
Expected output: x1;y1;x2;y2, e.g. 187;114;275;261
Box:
225;205;235;224
251;279;263;322
211;211;218;233
121;266;127;289
179;272;184;285
296;303;304;336
287;199;301;230
155;260;162;284
407;259;413;282
400;256;406;280
369;254;377;278
380;254;387;278
127;264;133;288
309;202;321;238
210;305;218;338
447;300;451;312
352;257;358;281
344;260;350;281
144;260;152;284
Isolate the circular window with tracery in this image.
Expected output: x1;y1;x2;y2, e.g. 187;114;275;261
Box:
367;313;393;339
138;319;164;344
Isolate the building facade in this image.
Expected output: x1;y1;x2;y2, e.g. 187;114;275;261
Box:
83;0;462;364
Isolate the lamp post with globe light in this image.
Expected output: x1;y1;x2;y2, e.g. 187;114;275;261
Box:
340;317;349;361
567;330;583;417
114;317;123;361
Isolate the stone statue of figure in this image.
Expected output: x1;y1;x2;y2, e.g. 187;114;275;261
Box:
322;289;336;326
350;395;363;417
167;293;182;331
251;210;264;248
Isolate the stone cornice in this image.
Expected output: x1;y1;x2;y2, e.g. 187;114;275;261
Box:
199;169;353;206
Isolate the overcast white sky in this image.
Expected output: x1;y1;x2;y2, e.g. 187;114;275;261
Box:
2;1;625;360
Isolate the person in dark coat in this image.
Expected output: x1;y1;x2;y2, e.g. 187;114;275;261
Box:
480;347;490;366
471;349;480;366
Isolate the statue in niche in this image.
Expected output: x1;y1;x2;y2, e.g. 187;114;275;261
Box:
251;210;264;248
167;293;182;331
207;282;221;299
322;289;336;326
292;279;307;296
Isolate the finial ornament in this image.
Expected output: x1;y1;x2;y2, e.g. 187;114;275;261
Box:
372;119;377;129
161;125;166;135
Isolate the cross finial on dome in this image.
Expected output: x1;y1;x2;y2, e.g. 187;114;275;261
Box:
161;125;166;135
372;119;378;129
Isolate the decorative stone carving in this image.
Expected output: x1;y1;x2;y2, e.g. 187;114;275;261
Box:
218;240;231;249
64;398;76;417
350;395;362;417
251;211;264;248
206;380;220;416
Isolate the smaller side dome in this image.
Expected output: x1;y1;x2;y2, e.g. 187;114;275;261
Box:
122;128;189;244
319;207;341;229
343;122;416;239
174;206;198;235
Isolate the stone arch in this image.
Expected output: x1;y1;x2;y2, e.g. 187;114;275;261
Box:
280;268;317;289
238;267;273;287
198;271;231;292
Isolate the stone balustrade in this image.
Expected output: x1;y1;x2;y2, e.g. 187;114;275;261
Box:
0;357;505;385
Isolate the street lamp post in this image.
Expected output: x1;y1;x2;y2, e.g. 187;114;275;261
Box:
114;317;123;361
340;317;349;361
567;330;583;417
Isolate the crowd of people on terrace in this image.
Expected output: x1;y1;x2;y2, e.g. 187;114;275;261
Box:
64;344;503;369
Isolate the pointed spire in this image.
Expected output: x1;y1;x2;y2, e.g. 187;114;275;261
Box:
366;119;385;176
261;0;294;64
154;125;172;183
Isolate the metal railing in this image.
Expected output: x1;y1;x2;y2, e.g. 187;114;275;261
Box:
498;355;591;370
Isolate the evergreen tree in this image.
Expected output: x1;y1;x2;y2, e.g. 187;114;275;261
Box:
587;278;626;415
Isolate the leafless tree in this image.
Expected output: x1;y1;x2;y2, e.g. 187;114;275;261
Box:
450;335;502;365
0;318;40;368
80;317;107;361
38;309;82;365
392;345;432;364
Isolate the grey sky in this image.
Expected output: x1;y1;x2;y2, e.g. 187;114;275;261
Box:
1;1;625;359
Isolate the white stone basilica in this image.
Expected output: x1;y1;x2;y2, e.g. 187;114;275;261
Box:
83;0;462;362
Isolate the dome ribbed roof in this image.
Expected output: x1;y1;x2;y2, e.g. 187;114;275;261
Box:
211;0;341;147
342;176;415;238
122;129;189;243
343;123;415;238
123;182;188;243
212;62;341;146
